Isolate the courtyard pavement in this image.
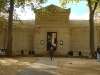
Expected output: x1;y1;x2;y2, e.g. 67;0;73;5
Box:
17;57;100;75
17;57;57;75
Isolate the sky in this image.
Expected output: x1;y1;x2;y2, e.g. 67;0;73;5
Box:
16;0;89;20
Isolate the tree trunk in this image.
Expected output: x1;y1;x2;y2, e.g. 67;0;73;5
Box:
89;12;95;57
88;0;95;57
7;0;14;57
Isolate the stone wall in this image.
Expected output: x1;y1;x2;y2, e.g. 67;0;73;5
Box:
0;5;99;57
34;27;70;56
0;29;4;48
0;20;99;56
12;27;34;55
12;20;35;55
70;28;90;56
69;20;98;56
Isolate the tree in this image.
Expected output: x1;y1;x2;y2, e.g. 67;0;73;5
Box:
0;0;47;57
6;0;14;57
59;0;100;57
87;0;100;57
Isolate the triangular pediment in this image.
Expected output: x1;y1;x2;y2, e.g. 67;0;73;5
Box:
35;4;70;27
37;4;70;13
45;4;70;12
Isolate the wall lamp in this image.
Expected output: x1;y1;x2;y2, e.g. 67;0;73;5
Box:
40;40;44;45
60;40;63;45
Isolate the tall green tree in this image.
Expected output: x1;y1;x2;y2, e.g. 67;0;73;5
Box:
59;0;100;57
87;0;100;57
7;0;14;56
0;0;47;57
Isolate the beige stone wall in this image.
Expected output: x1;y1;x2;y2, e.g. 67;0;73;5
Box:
33;4;71;56
11;20;35;55
0;28;7;49
0;30;4;48
0;20;99;56
0;5;99;57
12;27;34;55
70;28;90;56
34;27;70;56
70;25;98;56
0;20;35;55
97;26;100;46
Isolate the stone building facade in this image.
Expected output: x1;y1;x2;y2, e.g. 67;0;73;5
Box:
0;4;99;56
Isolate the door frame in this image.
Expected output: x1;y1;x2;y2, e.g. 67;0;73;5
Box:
47;32;57;51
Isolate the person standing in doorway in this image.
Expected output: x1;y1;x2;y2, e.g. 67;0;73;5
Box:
97;46;100;62
49;46;54;60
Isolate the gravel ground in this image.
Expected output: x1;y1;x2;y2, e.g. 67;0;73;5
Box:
57;58;100;75
0;57;100;75
0;57;38;75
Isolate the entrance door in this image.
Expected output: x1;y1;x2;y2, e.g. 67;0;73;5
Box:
47;32;57;51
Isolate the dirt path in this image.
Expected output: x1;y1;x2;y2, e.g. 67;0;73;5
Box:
0;57;38;75
0;57;100;75
57;58;100;75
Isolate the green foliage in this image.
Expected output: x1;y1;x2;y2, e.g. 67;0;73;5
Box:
0;0;48;27
59;0;100;15
35;8;51;26
0;17;8;33
15;0;47;4
91;0;100;9
0;0;7;12
15;0;47;7
0;17;8;27
35;8;51;16
0;0;47;12
59;0;81;8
